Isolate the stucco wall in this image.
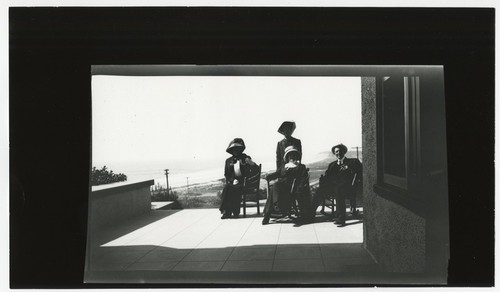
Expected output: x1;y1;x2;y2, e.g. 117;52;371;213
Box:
361;77;426;273
89;180;154;232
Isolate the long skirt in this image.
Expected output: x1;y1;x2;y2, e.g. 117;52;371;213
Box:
263;181;292;217
295;191;314;221
219;183;243;215
265;180;314;220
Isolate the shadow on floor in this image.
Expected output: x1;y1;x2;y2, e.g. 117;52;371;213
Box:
85;242;387;285
88;210;182;248
84;209;444;286
85;240;443;286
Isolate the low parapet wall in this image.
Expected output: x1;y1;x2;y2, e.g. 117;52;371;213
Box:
89;180;154;232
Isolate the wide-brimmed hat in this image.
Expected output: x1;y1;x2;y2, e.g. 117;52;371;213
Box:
226;138;246;154
277;121;296;135
331;143;348;155
284;145;301;161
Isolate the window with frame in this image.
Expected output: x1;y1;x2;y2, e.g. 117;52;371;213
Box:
377;75;421;197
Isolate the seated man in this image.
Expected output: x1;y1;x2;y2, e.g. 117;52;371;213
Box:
313;143;362;226
262;146;314;225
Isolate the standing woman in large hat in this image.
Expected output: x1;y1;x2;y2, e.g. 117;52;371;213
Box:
219;138;255;219
275;121;302;170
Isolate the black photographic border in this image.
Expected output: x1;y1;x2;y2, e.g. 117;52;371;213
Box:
9;7;495;288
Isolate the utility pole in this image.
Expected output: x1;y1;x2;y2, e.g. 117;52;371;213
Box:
351;146;360;159
164;169;170;195
186;177;189;193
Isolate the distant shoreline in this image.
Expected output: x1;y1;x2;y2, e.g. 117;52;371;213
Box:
118;150;362;195
171;152;363;196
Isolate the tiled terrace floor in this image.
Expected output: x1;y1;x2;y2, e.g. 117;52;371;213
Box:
85;208;390;284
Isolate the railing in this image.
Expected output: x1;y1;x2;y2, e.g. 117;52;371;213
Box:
89;180;154;232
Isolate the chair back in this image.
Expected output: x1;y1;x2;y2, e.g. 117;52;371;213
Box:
240;164;262;217
244;164;262;192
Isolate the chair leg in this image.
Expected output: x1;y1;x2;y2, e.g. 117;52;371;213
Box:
243;194;246;217
257;197;260;214
332;197;336;216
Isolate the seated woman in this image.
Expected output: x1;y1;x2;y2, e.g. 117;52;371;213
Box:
219;138;256;219
262;146;314;225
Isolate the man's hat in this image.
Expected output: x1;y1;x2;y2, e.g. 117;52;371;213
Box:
284;145;301;161
226;138;246;154
277;121;296;135
331;143;348;155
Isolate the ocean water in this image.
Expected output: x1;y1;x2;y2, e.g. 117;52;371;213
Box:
95;151;346;188
98;159;277;188
103;163;225;188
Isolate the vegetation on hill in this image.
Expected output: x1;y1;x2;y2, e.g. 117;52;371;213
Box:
151;183;179;201
91;166;127;186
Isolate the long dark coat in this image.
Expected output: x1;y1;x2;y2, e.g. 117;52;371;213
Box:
276;137;302;169
323;157;362;195
219;153;252;215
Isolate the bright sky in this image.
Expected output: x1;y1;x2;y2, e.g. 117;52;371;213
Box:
92;75;361;170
